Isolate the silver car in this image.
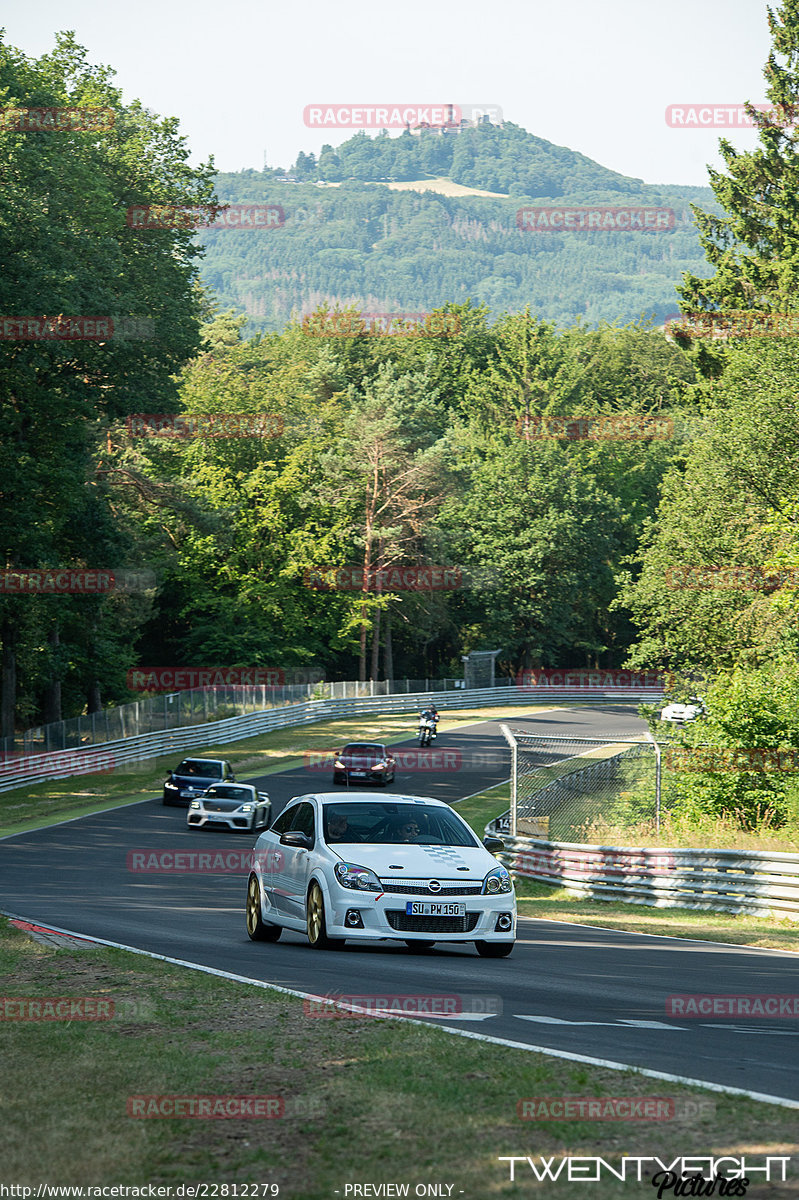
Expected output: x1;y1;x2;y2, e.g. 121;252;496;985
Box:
245;792;515;956
188;783;271;833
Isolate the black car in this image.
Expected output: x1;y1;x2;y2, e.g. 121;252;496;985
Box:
332;743;396;787
162;757;235;806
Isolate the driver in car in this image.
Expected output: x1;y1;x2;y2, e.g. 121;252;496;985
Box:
326;812;353;842
395;818;422;842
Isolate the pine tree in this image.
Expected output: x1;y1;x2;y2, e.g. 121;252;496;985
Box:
679;1;799;314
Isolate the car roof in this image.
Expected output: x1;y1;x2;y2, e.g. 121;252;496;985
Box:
179;758;225;766
341;742;387;749
287;791;449;808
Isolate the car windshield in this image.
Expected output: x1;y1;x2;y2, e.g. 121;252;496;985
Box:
205;785;247;800
323;803;478;847
177;760;223;778
342;744;384;756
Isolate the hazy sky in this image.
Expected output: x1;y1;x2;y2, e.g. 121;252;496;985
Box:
3;0;776;186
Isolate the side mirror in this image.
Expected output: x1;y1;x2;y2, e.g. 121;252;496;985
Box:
483;836;505;853
280;831;313;850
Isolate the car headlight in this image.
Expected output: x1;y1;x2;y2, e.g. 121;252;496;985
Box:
334;760;346;770
334;862;382;891
189;800;201;809
164;781;178;790
482;866;513;895
240;804;252;812
374;761;387;770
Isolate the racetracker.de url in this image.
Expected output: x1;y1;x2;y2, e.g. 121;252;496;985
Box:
0;1187;280;1197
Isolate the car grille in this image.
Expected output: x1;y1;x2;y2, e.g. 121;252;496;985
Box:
386;911;479;933
381;884;482;896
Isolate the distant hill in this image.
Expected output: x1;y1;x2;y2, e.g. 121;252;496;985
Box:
197;122;719;331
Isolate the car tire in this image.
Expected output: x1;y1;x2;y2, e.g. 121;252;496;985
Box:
474;940;514;958
246;875;282;942
306;881;344;949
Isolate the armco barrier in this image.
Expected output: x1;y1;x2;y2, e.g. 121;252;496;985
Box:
0;684;663;795
490;832;799;920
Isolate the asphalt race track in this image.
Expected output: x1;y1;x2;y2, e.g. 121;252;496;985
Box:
2;704;798;1105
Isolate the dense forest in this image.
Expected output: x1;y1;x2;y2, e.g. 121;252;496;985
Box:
199;122;720;331
7;6;799;836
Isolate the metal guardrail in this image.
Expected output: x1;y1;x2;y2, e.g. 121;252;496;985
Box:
488;831;799;920
0;685;663;794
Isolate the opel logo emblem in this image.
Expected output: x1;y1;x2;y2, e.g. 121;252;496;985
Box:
428;880;441;893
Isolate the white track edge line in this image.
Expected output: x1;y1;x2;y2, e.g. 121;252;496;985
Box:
2;906;797;1111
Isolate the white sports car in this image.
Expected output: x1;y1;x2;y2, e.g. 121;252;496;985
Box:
187;783;271;833
660;697;706;724
245;792;516;956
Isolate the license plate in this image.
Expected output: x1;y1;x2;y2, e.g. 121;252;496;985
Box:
405;901;465;916
208;813;226;821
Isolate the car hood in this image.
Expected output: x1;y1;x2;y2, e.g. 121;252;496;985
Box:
330;842;495;880
340;752;387;766
202;794;253;811
173;774;223;787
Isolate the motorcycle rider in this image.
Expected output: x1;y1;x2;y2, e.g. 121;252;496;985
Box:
418;704;439;742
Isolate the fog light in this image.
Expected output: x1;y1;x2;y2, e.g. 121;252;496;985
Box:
495;913;513;932
345;910;364;928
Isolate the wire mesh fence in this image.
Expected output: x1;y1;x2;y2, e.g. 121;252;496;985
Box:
498;728;659;841
6;676;514;756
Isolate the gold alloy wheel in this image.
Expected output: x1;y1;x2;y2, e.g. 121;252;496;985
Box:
246;876;261;937
246;874;281;942
307;882;324;946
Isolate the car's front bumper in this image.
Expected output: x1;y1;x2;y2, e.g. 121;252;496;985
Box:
324;888;515;942
188;810;253;831
332;769;390;784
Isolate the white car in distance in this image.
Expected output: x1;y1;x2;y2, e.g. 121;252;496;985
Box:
245;792;516;956
660;696;706;724
187;783;271;833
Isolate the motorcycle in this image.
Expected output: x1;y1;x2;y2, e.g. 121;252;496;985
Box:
418;713;438;747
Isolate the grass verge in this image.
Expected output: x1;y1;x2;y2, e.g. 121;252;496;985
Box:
1;916;796;1197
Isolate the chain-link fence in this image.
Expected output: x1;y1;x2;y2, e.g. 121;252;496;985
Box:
5;675;517;756
498;727;660;841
